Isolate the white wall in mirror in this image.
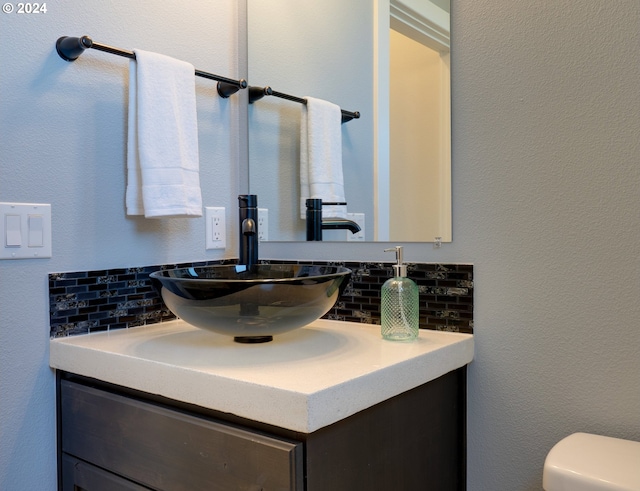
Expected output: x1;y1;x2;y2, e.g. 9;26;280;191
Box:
248;0;449;242
389;26;451;241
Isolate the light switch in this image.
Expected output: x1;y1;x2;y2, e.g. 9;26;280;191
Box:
28;214;44;247
5;214;22;247
0;203;51;259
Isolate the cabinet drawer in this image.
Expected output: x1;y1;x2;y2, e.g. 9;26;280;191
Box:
60;380;303;491
62;454;152;491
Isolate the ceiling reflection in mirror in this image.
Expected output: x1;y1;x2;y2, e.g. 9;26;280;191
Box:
247;0;450;242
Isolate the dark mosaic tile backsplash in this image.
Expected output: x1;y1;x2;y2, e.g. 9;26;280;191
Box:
49;260;473;338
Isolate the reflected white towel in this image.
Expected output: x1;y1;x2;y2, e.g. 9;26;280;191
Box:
300;97;346;219
126;49;202;218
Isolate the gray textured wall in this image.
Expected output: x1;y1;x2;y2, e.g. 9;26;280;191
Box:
0;2;240;489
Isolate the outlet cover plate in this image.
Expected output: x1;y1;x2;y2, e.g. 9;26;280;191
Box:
258;208;269;242
346;213;365;242
205;207;226;250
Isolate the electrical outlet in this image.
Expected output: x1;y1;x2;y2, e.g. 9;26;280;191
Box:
346;213;365;242
258;208;269;242
205;207;226;250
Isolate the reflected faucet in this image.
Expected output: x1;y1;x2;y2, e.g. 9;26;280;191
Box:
239;195;258;267
306;198;361;241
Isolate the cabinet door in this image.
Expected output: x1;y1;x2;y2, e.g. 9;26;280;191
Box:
61;380;303;491
305;368;466;490
62;454;152;491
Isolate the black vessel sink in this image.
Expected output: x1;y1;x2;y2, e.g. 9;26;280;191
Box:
150;264;351;343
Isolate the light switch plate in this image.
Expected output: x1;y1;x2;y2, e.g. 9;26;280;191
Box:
0;202;52;259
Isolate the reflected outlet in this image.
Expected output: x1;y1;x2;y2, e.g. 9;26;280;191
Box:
347;213;365;241
258;208;268;242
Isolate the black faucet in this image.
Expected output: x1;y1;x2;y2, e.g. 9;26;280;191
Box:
306;198;361;241
238;195;258;267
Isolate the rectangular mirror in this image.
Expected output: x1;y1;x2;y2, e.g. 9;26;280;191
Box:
247;0;450;243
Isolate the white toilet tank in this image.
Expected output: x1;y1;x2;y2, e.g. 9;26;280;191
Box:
543;432;640;491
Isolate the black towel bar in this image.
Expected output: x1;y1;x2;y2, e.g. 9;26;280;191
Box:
56;35;247;98
248;85;360;123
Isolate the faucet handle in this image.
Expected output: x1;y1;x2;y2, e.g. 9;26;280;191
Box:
305;200;348;209
238;194;257;208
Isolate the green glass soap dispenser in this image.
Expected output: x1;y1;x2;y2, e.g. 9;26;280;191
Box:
381;246;419;341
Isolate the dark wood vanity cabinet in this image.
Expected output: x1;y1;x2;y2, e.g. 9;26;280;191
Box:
57;368;466;491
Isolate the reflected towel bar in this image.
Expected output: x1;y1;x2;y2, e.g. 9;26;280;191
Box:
248;85;360;123
56;35;247;98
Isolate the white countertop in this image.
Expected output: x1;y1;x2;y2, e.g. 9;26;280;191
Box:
50;319;474;433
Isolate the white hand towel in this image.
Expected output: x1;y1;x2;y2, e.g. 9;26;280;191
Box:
126;49;202;218
300;97;347;219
